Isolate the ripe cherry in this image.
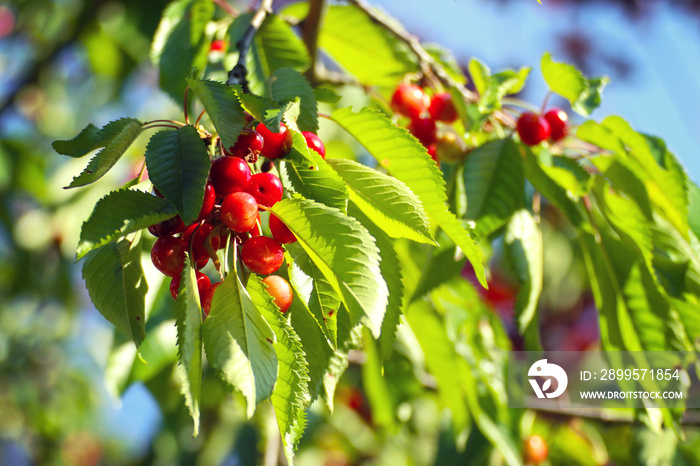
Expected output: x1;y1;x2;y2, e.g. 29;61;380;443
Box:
543;108;569;142
197;183;216;220
428;92;458;123
245;173;283;207
262;275;293;313
524;435;548;464
269;214;296;244
151;236;187;277
257;122;293;159
201;282;221;316
408;117;437;146
182;222;219;265
427;144;438;163
302;132;326;158
148;216;185;237
209;39;225;52
241;236;285;275
516;112;550;146
221;192;259;233
391;83;429;119
210;156;252;197
225;130;264;158
170;270;211;300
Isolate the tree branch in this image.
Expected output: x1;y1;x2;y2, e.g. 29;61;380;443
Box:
211;0;239;17
347;0;477;102
301;0;325;84
227;0;274;92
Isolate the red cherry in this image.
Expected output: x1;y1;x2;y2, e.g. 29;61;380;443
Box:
524;435;548;464
249;214;262;237
148;216;185;237
201;282;221;316
516;112;550;146
241;236;285;275
428;92;458;123
151;236;187;277
262;275;293;313
302;132;325;158
269;214;297;244
427;144;439;163
210;156;252;197
221;192;259;233
197;183;216;221
225;130;264;158
257;123;293;159
245;173;283;207
209;39;225;52
391;83;429;119
543;108;569;142
170;271;211;300
408;117;437;146
182;222;220;264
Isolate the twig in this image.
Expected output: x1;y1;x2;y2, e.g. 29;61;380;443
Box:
227;0;274;92
211;0;239;17
347;0;477;102
301;0;325;83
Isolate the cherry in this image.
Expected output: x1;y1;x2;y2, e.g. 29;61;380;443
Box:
148;216;185;237
182;222;220;264
269;214;296;244
170;270;211;300
151;236;187;277
221;192;259;233
225;130;264;158
543;108;569;142
428;92;458;123
391;83;429;119
524;435;548;464
241;236;285;275
249;215;262;237
209;39;225;52
201;282;221;316
408;117;437;146
197;183;216;221
302;132;325;158
210;156;251;197
427;144;439;163
245;173;283;207
262;275;293;313
516;112;550;146
257;122;293;159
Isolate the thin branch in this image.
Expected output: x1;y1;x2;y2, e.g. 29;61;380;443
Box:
211;0;239;17
227;0;274;92
301;0;325;83
347;0;477;102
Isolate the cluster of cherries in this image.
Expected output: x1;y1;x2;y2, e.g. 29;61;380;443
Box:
390;83;458;163
148;119;326;317
516;108;570;146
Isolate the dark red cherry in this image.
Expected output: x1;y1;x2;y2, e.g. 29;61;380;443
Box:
428;92;458;123
543;108;569;142
516;112;550;146
257;123;293;159
269;214;296;244
148;216;185;237
151;236;187;277
170;271;211;300
210;156;252;197
225;130;264;158
245;173;283;207
302;132;326;158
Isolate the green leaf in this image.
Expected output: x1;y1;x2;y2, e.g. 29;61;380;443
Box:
281;133;349;214
313;87;342;104
425;43;467;84
151;0;213;102
464;138;526;238
67;118;143;188
688;181;700;240
202;273;277;417
82;232;146;346
468;58;530;113
270;198;388;337
77;189;177;259
269;68;318;133
361;329;396;430
348;204;404;362
144;126;210;225
328;159;435;245
504;210;542;339
410;242;464;302
235;91;288;131
248;275;309;464
331;107;486;287
323;310;363;410
52;123;100;157
186;78;247;152
541;52;609;116
173;264;203;436
319;5;418;87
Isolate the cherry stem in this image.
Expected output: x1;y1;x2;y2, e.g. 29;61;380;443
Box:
540;91;552;114
143;124;182;131
502;97;541;114
184;86;191;124
257;204;269;211
143;119;186;126
195;109;207;127
137;161;147;183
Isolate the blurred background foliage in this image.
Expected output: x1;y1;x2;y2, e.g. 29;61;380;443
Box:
2;0;700;465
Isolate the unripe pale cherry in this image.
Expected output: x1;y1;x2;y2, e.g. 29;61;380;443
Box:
151;236;187;277
391;83;429;120
428;92;458;123
170;270;211;300
245;172;283;207
516;112;550;146
543;108;569;142
241;236;285;275
221;192;259;233
257;122;293;159
210;156;251;197
262;275;293;313
269;214;297;244
302;132;325;158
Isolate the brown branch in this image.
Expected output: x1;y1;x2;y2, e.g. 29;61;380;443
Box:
227;0;274;92
302;0;325;83
347;0;477;102
211;0;239;17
